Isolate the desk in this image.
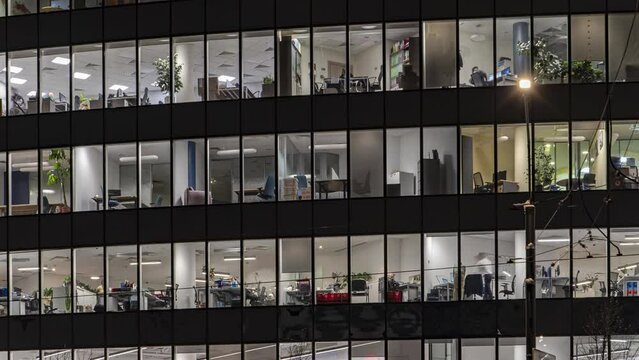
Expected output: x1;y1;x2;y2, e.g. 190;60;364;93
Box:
285;290;312;305
234;189;260;197
497;180;519;193
107;289;138;311
537;277;571;298
349;77;371;92
0;204;39;216
109;195;137;208
107;96;137;108
427;283;454;301
316;179;348;199
209;287;242;307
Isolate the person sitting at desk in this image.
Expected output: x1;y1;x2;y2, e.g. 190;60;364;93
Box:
469;66;489;87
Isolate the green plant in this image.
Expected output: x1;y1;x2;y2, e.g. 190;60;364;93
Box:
42;287;53;298
263;75;274;85
153;54;183;94
331;272;348;290
572;60;604;83
516;38;568;83
534;145;556;188
63;275;72;312
47;149;70;207
351;272;372;282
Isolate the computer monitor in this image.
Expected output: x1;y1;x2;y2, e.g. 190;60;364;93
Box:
59;92;67;103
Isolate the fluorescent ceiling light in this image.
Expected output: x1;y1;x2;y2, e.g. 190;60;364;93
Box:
582;151;589;155
313;143;347;150
624;235;639;241
129;261;162;266
361;25;377;30
42;189;56;194
620;242;639;246
224;256;256;261
119;155;158;163
26;91;36;97
12;161;44;168
73;72;91;80
51;57;70;65
502;270;511;277
218;75;236;82
90;276;100;280
617;264;638;271
18;266;48;271
575;281;592;286
9;77;27;85
538;238;569;243
195;279;206;283
43;350;71;359
2;66;22;74
543;136;586;142
217;148;257;156
109;84;129;91
498;135;509;141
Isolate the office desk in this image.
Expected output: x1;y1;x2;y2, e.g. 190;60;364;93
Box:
349;77;371;92
285;290;312;305
107;289;138;311
316;290;348;304
427;283;454;301
497;180;520;193
0;204;39;216
316;179;348;199
107;96;137;108
537;277;571;298
209;287;242;307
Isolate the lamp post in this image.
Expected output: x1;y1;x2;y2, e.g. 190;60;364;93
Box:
518;78;536;360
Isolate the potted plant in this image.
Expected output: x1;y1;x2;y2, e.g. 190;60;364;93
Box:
63;275;72;313
533;145;556;191
351;272;372;282
153;54;183;102
516;38;568;83
47;148;71;212
262;74;275;97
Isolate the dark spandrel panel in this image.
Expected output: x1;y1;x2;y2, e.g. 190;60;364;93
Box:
174;309;207;344
104;5;136;41
243;307;278;342
459;301;497;337
537;298;570;336
209;308;242;344
350;304;385;339
276;0;310;28
173;205;206;242
423;302;459;338
105;209;137;245
139;311;172;345
314;305;349;341
138;1;170;38
40;213;72;248
241;0;275;30
105;312;138;347
74;313;105;348
9;316;39;350
312;0;346;25
40;314;72;348
7;15;37;51
39;12;70;48
139;207;171;244
279;306;313;341
497;300;525;336
386;303;422;338
172;0;205;35
72;211;104;247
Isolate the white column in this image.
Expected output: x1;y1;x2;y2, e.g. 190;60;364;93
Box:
515;231;527;298
175;43;195;102
514;125;529;191
174;243;196;309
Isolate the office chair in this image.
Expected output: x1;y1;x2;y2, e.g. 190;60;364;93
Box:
296;175;308;200
141;87;150;106
42;196;51;214
582;173;596;189
257;176;276;200
351;279;369;303
499;275;516;299
473;172;493;193
464;274;484;299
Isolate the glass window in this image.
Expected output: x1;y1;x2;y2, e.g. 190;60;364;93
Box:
108;348;137;360
315;236;348;304
0;53;6;116
387;128;420;196
459;19;494;87
0;152;5;215
9;250;39;315
572;228;607;298
611;120;639;190
537;337;569;360
351;341;384;360
242;30;275;98
277;28;310;96
386;22;420;91
351;235;384;303
279;237;312;305
536;229;570;299
173;139;206;206
387;234;421;302
8;50;37;115
10;352;38;360
245;344;276;360
0;1;5;16
176;346;205;360
42;350;71;360
173;35;205;103
350;129;383;198
497;231;525;300
139;38;171;106
106;143;137;210
105;41;136;108
313;26;347;94
609;13;639;82
210;345;241;360
610;228;639;297
349;23;383;93
424;232;458;301
243;239;276;307
532;16;568;84
139;141;170;208
40;0;68;12
74;247;104;313
41;249;71;314
139;243;171;310
534;123;569;191
243;135;275;203
573;121;607;190
0;253;6;316
497;124;527;193
425;339;458;360
41;148;71;213
496;17;531;85
104;0;133;6
207;33;240;101
9;0;35;15
314;131;348;199
72;0;101;9
280;343;313;360
106;245;138;312
389;340;421;360
316;342;348;360
571;14;605;83
72;44;103;111
423;126;458;195
498;338;524;360
209;240;242;308
73;145;104;211
140;347;168;360
460;125;495;194
173;242;205;309
423;20;457;89
278;133;311;201
461;232;495;300
461;339;495;360
208;136;241;204
40;47;70;113
9;150;39;216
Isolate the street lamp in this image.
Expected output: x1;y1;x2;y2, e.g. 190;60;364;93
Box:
519;78;532;90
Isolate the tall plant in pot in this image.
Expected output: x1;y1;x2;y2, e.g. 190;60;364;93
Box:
47;149;71;212
153;54;184;102
533;145;555;191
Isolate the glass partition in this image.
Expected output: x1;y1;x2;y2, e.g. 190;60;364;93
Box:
609;13;639;82
313;26;347;94
425;339;458;360
105;41;137;108
349;23;383;93
242;30;275;98
350;129;383;198
72;44;103;110
277;28;310;96
8;50;37;115
207;33;240;101
423;126;458;195
40;47;71;113
423;20;457;88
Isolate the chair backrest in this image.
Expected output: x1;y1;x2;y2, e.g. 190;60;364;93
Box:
351;279;367;292
42;196;50;213
511;274;516;288
183;187;210;205
296;175;308;189
263;176;275;197
473;172;484;187
583;173;596;184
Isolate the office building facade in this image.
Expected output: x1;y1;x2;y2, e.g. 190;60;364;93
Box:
0;0;638;359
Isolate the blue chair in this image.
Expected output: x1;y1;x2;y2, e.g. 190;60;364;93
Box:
296;175;308;200
257;176;275;200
